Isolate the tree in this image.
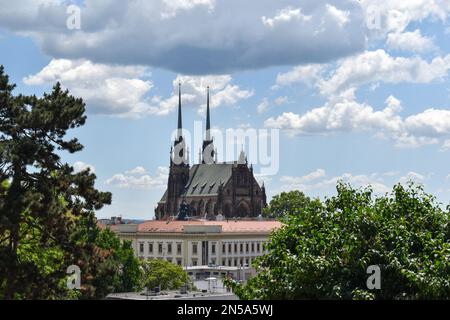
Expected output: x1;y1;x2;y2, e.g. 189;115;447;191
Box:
0;65;114;299
263;190;312;218
90;228;143;297
141;259;192;291
228;182;450;300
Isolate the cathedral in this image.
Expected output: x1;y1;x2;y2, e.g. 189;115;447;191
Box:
155;84;267;220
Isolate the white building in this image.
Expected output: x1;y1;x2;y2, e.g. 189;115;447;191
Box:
113;220;281;269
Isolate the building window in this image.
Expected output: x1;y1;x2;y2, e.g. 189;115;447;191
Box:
148;243;153;254
167;243;172;254
177;259;182;266
192;243;198;255
257;243;260;253
246;243;249;253
240;243;243;253
251;243;255;253
211;243;216;255
245;258;249;266
158;243;163;254
211;259;216;265
177;243;182;255
222;243;226;254
228;260;232;267
192;259;198;266
234;243;237;253
228;243;232;254
222;259;226;266
234;259;237;267
240;259;243;266
139;243;144;255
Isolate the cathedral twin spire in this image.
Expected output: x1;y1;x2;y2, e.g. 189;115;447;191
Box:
177;82;182;140
174;84;215;165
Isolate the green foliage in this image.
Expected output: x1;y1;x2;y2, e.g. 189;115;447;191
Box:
230;182;450;300
91;228;143;296
0;65;141;299
263;190;313;218
141;259;192;291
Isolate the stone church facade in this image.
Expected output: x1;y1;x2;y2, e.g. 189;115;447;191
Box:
155;85;267;220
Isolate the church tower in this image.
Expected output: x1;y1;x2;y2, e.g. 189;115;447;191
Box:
202;86;215;164
165;83;190;218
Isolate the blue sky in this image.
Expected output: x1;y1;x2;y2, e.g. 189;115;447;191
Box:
1;0;450;219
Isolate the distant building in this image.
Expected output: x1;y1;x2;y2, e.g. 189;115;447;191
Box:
106;290;238;301
113;220;281;268
155;85;267;220
98;216;123;227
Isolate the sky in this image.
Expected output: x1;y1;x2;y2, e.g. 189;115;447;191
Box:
1;0;450;219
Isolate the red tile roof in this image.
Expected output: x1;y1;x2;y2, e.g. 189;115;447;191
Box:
137;220;282;234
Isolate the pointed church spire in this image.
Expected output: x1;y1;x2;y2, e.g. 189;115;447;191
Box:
206;86;211;141
202;86;215;164
177;82;182;139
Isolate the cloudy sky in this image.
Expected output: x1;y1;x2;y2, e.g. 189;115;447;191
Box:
1;0;450;219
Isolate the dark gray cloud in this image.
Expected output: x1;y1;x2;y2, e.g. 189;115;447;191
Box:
0;0;367;74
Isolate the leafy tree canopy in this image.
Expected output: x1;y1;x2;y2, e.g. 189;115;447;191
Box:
141;259;192;291
230;182;450;300
0;65;140;299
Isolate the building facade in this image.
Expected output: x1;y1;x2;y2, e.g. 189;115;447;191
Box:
155;85;267;220
114;220;281;268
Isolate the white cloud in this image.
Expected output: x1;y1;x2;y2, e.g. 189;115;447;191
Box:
279;170;391;195
274;96;288;106
172;75;253;116
125;166;148;175
279;169;431;196
270;49;450;148
398;171;426;185
318;50;450;96
161;0;215;19
24;59;155;117
106;166;169;190
274;64;325;88
0;0;366;74
274;49;450;97
256;96;288;114
73;161;95;174
440;139;450;151
361;0;450;36
386;29;436;53
265;90;450;148
24;59;251;117
404;108;450;137
326;4;350;27
280;169;326;185
257;98;270;114
265;89;403;135
262;7;311;28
